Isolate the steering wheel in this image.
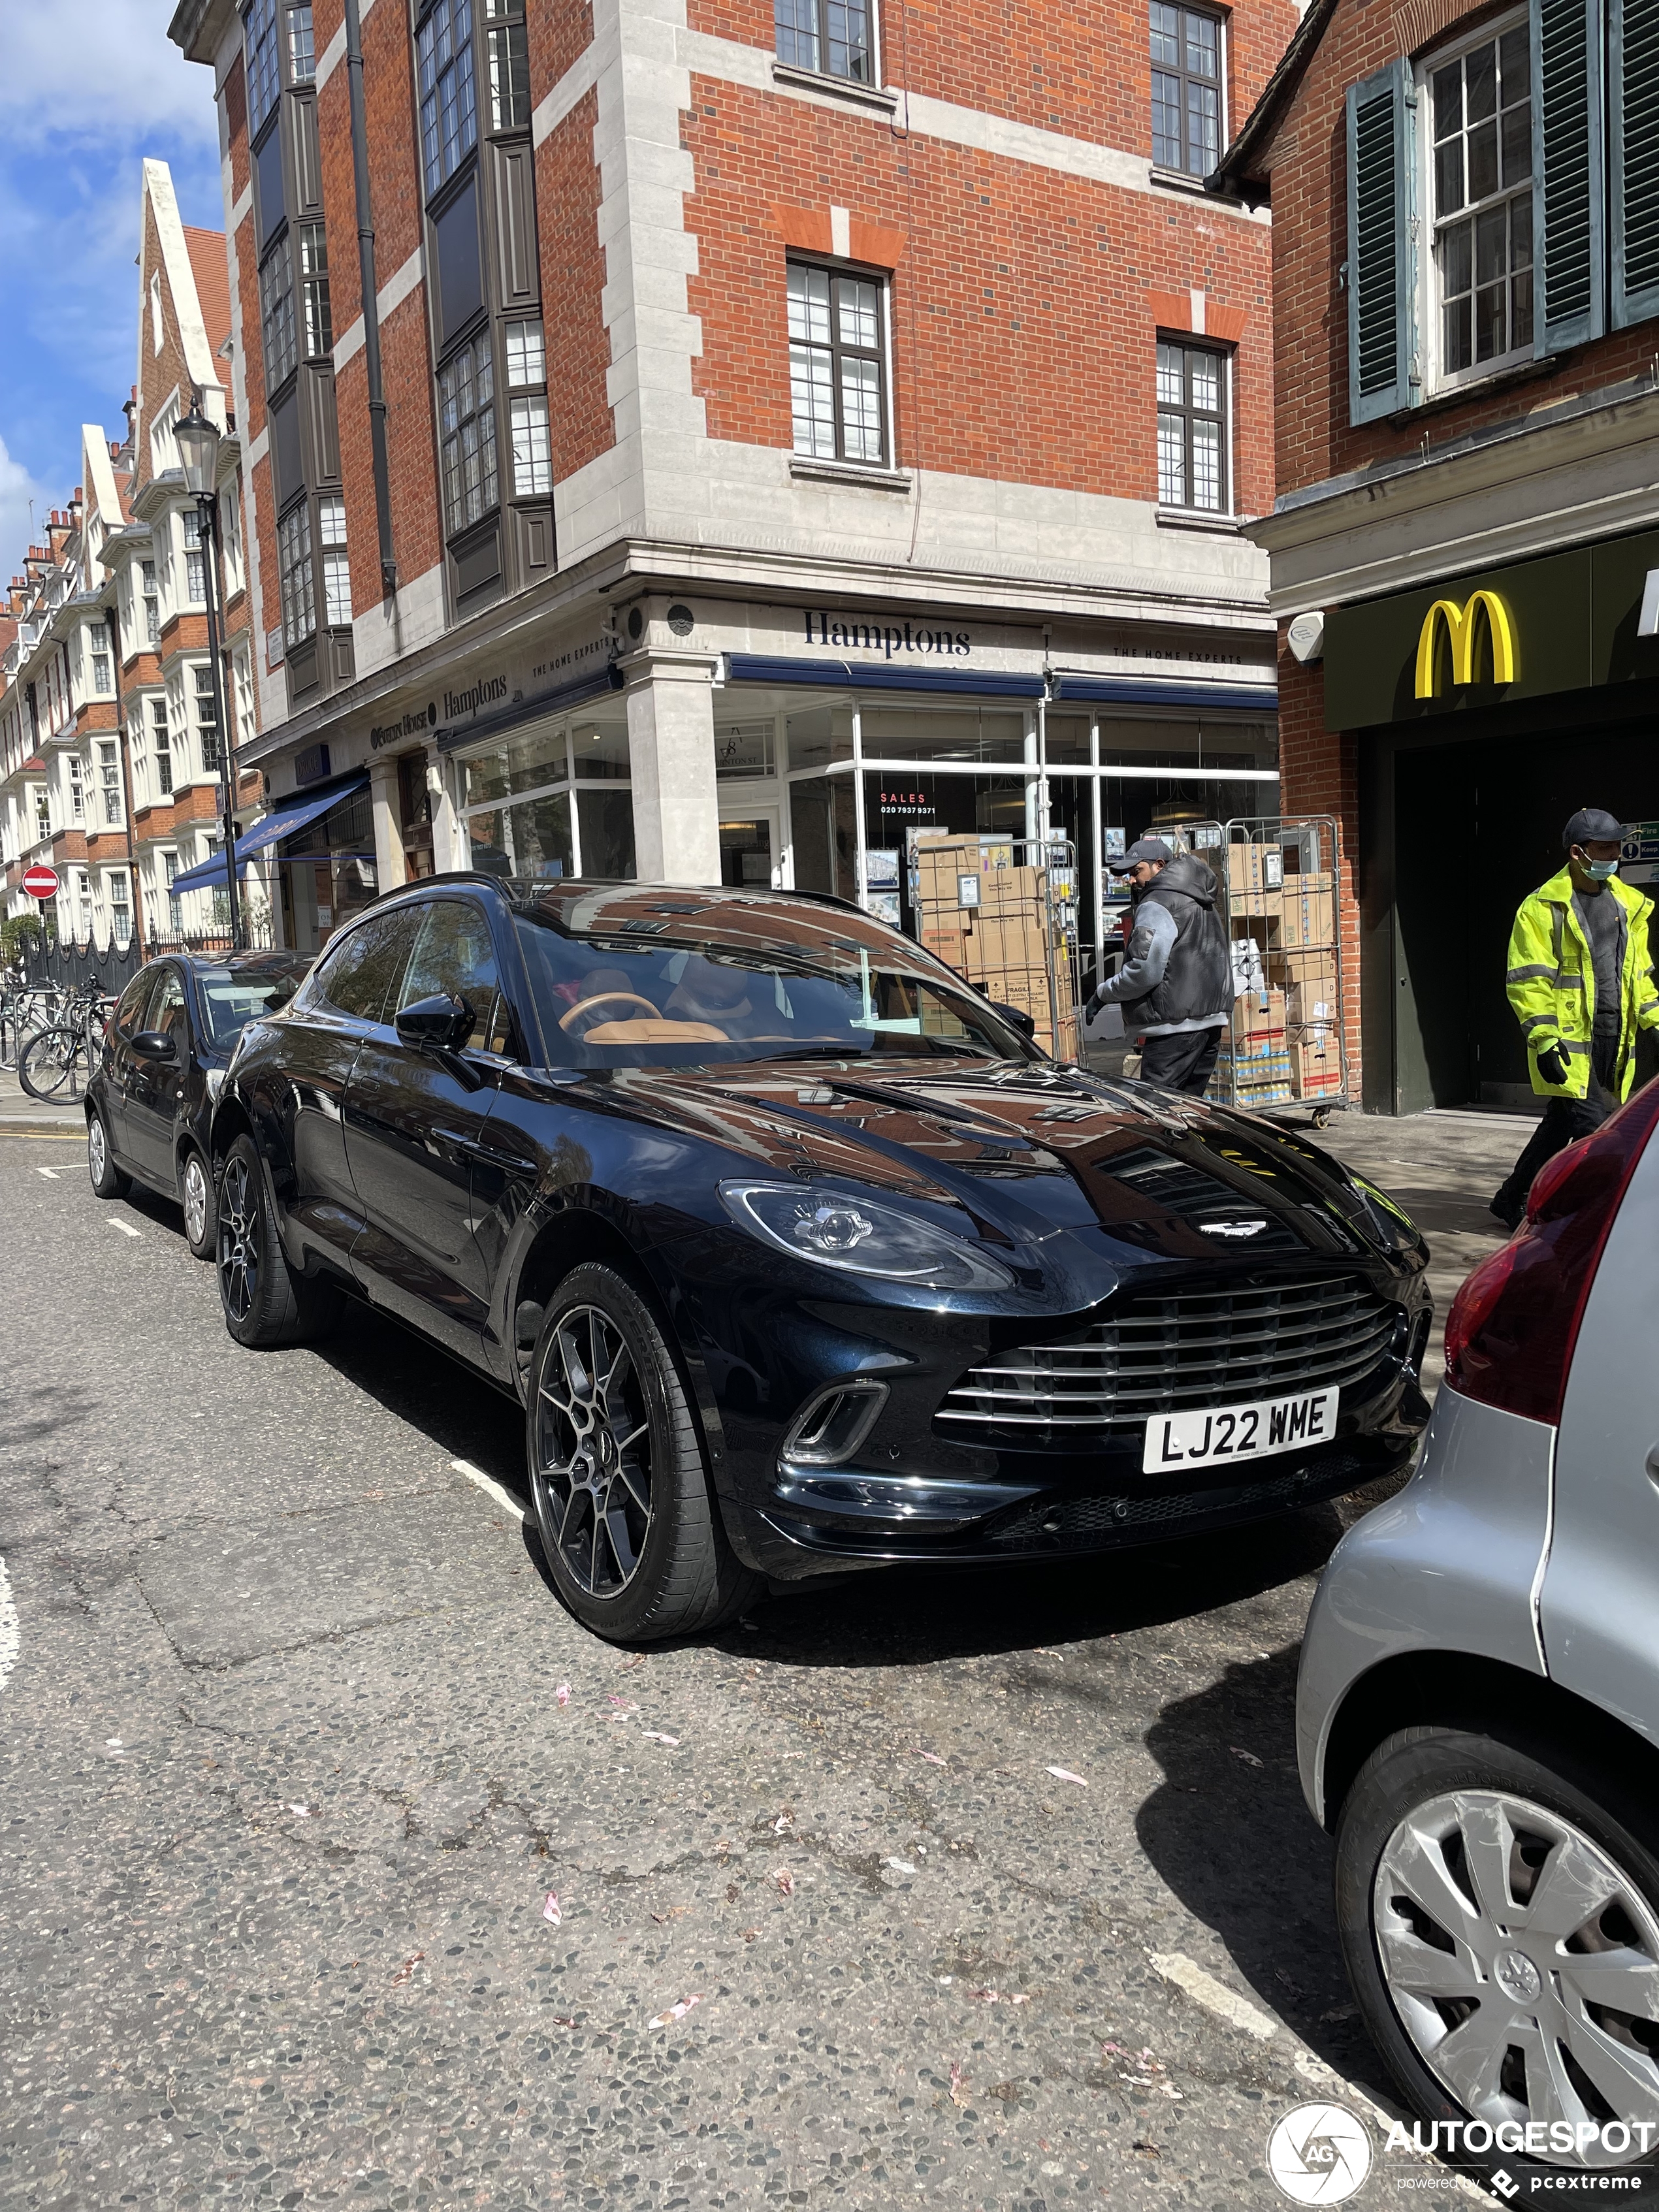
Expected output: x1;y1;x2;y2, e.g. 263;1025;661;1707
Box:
558;989;662;1034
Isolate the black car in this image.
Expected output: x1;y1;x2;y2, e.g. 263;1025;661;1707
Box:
88;951;311;1256
209;876;1431;1644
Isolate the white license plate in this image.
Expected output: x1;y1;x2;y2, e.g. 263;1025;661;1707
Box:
1142;1386;1340;1474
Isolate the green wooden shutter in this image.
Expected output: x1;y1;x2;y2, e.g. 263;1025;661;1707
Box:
1534;0;1606;350
1613;0;1659;325
1346;61;1418;425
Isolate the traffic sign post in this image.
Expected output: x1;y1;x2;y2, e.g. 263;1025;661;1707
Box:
22;865;58;901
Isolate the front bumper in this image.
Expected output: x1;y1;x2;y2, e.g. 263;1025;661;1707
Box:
751;1365;1429;1575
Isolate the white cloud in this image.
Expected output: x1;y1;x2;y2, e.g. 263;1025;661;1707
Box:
0;431;53;589
0;2;221;157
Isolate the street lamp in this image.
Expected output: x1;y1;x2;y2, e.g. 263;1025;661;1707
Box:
174;403;243;952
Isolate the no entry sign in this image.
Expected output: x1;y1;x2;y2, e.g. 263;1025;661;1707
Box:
22;865;58;901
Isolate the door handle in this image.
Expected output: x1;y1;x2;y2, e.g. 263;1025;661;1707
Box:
432;1125;492;1157
1645;1444;1659;1484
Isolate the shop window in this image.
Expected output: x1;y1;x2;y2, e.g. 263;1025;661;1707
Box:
439;338;498;532
298;223;332;359
417;0;479;199
262;234;298;391
278;505;316;649
788;261;890;467
1156;340;1229;513
775;0;873;81
1151;2;1222;177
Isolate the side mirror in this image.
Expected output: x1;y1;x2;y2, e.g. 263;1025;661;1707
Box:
992;1002;1037;1041
395;992;476;1053
131;1029;178;1062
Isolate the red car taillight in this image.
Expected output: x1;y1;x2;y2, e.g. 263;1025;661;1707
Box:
1443;1082;1659;1424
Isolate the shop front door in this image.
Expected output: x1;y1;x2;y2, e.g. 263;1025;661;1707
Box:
719;810;782;889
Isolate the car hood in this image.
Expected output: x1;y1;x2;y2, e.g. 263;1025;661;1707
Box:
578;1058;1421;1270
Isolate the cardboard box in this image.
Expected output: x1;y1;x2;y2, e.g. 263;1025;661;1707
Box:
1234;988;1287;1036
1285;969;1340;1025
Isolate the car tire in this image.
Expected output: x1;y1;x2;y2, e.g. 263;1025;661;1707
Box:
216;1132;342;1348
180;1146;216;1261
1335;1722;1659;2179
526;1261;761;1644
87;1106;130;1199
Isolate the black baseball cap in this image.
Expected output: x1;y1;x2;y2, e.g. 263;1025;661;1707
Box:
1563;807;1625;848
1108;837;1174;872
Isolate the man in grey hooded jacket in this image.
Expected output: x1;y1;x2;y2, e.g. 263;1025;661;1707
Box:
1087;838;1234;1095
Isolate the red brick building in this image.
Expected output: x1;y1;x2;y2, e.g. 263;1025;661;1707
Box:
0;161;261;959
170;0;1294;972
1218;0;1659;1110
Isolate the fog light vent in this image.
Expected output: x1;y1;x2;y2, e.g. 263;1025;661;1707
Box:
781;1380;890;1467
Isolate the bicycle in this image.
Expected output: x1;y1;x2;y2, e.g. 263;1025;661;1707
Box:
0;980;65;1070
16;982;113;1103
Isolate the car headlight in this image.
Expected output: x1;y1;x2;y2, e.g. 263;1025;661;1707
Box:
718;1179;1014;1290
1350;1173;1423;1250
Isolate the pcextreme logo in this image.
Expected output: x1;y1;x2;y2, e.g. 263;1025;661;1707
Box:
1414;589;1518;697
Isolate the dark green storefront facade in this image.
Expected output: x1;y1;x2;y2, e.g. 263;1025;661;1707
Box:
1322;525;1659;1115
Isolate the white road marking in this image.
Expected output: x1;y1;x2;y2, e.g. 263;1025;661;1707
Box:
1148;1951;1489;2200
1148;1951;1278;2039
35;1167;61;1180
0;1557;18;1694
450;1457;526;1524
106;1217;140;1238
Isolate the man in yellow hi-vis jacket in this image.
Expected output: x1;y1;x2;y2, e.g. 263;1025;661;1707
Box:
1490;807;1659;1228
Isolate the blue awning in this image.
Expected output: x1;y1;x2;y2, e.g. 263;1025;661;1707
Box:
1049;673;1279;712
722;653;1047;699
170;775;369;893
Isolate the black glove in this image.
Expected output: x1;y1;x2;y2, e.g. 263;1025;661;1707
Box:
1536;1044;1568;1087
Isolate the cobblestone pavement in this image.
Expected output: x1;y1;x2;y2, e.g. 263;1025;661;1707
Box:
0;1110;1513;2211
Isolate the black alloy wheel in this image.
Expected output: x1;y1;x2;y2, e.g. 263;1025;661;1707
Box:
87;1106;129;1199
526;1262;759;1644
216;1132;342;1347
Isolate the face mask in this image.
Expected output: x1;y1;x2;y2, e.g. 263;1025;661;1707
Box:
1583;858;1620;881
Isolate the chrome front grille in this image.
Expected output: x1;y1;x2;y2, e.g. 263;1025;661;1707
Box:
937;1277;1401;1435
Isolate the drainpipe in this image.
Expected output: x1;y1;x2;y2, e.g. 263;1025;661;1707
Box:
345;0;396;598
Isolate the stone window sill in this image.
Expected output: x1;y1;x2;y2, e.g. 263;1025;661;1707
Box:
790;456;912;492
1155;506;1247;534
770;60;901;111
1149;163;1213;196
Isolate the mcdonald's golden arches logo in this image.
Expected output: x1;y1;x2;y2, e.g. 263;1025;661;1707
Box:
1414;590;1517;697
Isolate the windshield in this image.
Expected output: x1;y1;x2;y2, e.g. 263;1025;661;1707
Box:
193;963;306;1050
512;891;1038;1070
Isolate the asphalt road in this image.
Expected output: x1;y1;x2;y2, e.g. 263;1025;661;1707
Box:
0;1121;1489;2211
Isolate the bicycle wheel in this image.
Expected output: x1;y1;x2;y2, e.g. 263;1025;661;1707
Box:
18;1025;91;1102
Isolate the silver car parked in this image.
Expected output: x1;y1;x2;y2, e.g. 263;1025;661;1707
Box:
1298;1080;1659;2186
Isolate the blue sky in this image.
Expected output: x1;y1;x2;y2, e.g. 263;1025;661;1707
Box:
0;1;224;586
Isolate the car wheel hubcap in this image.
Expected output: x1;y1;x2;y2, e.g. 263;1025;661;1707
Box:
88;1118;105;1182
532;1304;652;1599
1374;1787;1659;2164
217;1157;259;1322
184;1158;208;1245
